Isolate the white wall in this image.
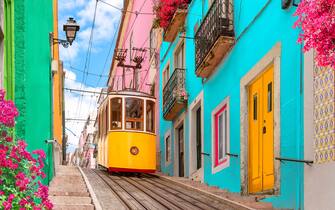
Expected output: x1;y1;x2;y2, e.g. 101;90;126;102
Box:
304;50;335;210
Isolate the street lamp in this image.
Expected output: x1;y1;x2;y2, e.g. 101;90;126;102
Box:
50;17;80;48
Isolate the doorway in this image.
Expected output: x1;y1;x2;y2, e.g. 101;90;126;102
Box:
248;66;274;193
177;125;184;177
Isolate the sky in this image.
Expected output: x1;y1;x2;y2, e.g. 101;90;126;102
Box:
58;0;123;151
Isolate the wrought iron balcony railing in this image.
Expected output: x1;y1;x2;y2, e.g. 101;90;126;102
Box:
163;68;187;120
195;0;234;78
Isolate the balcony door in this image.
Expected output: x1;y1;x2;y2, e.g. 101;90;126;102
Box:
174;42;185;69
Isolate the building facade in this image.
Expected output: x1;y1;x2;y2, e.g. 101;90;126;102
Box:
78;112;97;169
159;0;305;209
14;0;55;183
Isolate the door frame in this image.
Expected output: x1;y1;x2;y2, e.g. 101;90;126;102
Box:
188;91;204;182
240;43;281;195
174;112;186;177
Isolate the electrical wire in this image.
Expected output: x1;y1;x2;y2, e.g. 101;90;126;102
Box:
98;0;155;15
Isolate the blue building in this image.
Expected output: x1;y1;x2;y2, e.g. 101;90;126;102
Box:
158;0;305;209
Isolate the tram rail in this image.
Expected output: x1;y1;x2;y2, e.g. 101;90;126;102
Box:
87;169;244;210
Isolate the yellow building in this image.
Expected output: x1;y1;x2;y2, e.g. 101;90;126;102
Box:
52;0;64;148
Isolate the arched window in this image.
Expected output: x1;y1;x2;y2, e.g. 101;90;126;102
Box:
146;100;155;133
125;98;143;130
110;97;122;129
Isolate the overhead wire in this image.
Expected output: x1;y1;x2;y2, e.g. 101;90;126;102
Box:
75;0;99;119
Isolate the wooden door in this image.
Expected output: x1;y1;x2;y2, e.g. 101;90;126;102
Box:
178;125;184;177
196;107;202;169
248;66;274;193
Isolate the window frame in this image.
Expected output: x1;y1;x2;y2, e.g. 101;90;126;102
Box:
164;130;172;165
211;97;230;174
163;64;170;88
125;97;144;131
146;99;155;133
109;97;123;130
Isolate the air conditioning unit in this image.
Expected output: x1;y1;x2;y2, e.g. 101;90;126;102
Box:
51;59;58;75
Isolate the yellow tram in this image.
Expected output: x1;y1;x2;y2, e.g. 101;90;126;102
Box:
97;91;156;173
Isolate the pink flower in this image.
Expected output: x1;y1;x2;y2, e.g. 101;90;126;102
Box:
5;136;12;142
32;150;46;160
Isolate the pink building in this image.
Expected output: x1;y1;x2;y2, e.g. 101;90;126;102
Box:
107;0;163;168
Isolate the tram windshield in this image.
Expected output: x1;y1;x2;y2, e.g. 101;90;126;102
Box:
125;98;144;130
110;98;122;129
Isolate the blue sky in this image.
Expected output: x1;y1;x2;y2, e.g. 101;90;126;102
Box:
58;0;123;147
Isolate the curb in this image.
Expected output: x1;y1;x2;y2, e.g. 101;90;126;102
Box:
79;167;103;210
157;175;257;210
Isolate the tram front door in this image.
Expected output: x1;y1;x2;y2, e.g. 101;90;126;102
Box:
178;125;184;177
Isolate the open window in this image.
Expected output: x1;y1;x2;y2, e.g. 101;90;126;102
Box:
165;135;171;163
110;98;122;129
125;98;143;130
146;100;155;133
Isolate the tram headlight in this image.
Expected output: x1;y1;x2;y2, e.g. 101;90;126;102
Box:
130;146;139;155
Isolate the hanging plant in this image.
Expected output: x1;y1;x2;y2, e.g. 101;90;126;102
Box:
0;90;53;210
294;0;335;67
153;0;191;29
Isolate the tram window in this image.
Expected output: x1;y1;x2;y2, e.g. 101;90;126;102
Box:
110;98;122;129
125;98;143;130
146;100;155;133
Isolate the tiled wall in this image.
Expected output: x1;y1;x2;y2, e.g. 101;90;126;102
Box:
314;66;335;163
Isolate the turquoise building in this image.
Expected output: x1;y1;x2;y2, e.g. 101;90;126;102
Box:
159;0;305;209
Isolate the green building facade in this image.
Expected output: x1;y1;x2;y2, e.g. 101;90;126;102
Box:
3;0;54;183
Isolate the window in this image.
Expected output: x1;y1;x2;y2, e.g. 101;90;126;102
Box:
125;98;143;130
163;65;170;87
174;42;185;69
212;98;230;172
105;104;108;134
146;100;155;133
165;135;171;163
110;98;122;129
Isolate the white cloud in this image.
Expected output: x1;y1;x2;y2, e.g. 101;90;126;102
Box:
59;0;123;63
64;69;102;147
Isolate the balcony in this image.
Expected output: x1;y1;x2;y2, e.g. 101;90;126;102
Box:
163;68;187;120
163;8;188;42
195;0;234;78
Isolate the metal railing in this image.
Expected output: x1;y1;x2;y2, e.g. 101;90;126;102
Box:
195;0;234;70
163;68;186;116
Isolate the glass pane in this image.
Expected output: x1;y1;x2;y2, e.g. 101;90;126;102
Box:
146;100;155;133
223;110;227;157
218;114;223;160
268;82;272;112
165;136;170;162
110;98;122;129
125;98;143;130
253;94;257;120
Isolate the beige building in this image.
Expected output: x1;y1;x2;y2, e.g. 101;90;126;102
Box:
304;50;335;210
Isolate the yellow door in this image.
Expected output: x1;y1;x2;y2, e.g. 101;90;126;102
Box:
248;66;274;193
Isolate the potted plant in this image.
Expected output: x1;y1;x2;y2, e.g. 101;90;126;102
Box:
154;0;191;41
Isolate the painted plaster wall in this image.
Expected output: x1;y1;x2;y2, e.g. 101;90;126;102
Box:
4;0;14;100
0;0;4;88
14;0;54;183
112;0;155;94
159;0;304;209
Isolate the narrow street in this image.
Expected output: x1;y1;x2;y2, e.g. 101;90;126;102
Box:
82;169;254;210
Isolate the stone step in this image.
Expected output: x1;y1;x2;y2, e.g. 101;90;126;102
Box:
49;191;90;197
49;196;92;205
52;204;94;210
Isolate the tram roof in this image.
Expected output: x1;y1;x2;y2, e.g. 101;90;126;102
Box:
105;90;155;99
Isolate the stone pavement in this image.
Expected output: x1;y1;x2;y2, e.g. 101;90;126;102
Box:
48;166;95;210
157;173;274;210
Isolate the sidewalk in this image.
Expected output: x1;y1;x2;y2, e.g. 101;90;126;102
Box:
156;173;274;210
48;166;95;210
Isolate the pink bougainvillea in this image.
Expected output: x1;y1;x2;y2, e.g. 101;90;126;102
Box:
154;0;190;29
0;90;53;209
294;0;335;67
